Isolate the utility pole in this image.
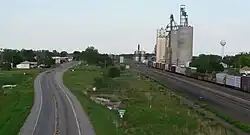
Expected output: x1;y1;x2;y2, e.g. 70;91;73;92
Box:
0;48;3;65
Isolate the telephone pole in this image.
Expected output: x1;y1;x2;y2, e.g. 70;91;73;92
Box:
0;48;3;64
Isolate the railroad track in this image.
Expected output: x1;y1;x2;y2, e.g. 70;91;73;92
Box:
131;63;250;124
138;65;250;103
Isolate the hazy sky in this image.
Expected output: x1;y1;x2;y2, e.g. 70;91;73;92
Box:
0;0;249;55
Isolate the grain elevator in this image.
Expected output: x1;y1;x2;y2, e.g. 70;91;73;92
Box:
134;44;146;62
155;5;193;69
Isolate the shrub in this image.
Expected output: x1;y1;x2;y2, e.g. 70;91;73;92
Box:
108;67;120;78
0;63;11;71
120;65;126;71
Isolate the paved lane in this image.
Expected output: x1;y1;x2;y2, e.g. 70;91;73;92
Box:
32;72;56;135
48;72;79;135
19;62;96;135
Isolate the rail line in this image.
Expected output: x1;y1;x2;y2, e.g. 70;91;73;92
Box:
134;65;250;111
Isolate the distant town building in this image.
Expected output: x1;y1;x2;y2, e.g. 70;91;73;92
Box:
240;66;250;75
16;61;38;69
52;56;72;64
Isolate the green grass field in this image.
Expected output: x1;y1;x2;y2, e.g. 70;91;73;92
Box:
63;65;235;135
0;69;38;135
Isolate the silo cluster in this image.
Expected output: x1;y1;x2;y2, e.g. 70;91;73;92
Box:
155;5;193;69
134;50;145;62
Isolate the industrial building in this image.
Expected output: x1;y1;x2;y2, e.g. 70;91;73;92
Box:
156;5;193;69
156;28;168;63
134;44;146;63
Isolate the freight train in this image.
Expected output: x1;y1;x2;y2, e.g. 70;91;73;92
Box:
146;61;250;93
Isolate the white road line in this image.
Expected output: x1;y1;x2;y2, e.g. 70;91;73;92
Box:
32;75;43;135
57;75;81;135
53;96;58;135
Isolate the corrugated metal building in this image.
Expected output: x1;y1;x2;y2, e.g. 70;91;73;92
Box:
156;26;193;67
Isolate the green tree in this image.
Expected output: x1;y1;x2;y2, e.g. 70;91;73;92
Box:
3;49;23;66
20;49;36;62
79;46;113;68
223;55;234;68
108;67;120;78
190;54;224;73
73;51;81;60
60;51;68;57
0;62;11;70
97;54;113;68
82;46;99;64
52;50;60;56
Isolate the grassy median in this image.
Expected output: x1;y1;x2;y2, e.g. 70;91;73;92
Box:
0;69;38;135
63;64;235;135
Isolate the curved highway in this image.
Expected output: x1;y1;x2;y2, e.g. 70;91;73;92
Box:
19;62;96;135
134;64;250;125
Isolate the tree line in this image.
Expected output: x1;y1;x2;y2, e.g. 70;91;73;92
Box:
0;49;70;70
0;46;115;70
190;53;250;74
72;46;113;68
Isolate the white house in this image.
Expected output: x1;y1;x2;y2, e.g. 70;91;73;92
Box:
16;61;38;69
52;56;73;64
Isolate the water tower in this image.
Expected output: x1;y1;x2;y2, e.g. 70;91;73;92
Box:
220;40;226;59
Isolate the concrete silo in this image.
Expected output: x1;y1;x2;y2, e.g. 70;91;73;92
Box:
134;50;140;62
177;26;193;66
140;51;146;62
156;27;168;63
154;5;193;68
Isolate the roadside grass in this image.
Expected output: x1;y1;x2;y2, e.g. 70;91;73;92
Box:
64;65;235;135
64;65;124;135
196;102;250;133
0;69;38;135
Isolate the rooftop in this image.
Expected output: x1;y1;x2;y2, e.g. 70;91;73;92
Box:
21;61;38;65
241;66;250;71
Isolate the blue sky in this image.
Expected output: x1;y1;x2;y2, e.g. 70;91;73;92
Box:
0;0;249;55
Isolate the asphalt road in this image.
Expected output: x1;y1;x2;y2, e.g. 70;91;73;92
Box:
19;62;96;135
133;64;250;125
